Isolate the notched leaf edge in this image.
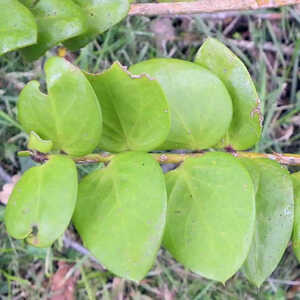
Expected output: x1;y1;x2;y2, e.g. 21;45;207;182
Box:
28;131;53;153
85;61;156;81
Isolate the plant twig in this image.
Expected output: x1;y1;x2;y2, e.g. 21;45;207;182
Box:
175;11;286;20
269;278;300;285
20;150;300;166
0;165;12;183
227;38;295;56
63;236;106;271
129;0;300;16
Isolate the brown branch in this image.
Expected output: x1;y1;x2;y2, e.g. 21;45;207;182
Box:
19;150;300;166
129;0;300;16
63;236;106;271
0;165;12;183
227;38;295;56
191;12;285;20
74;152;300;166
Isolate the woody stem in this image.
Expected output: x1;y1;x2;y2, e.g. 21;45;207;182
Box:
128;0;300;16
18;150;300;166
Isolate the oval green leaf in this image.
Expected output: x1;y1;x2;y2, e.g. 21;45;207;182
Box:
0;0;37;56
63;0;129;51
5;155;78;248
163;152;255;282
240;158;294;287
291;172;300;262
130;59;233;150
20;0;88;61
18;57;102;156
72;152;167;281
195;38;262;150
85;62;170;152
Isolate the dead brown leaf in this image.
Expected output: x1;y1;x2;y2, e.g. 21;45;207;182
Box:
111;277;126;300
162;285;175;300
182;32;200;46
50;262;79;300
129;291;153;300
150;17;176;52
287;279;300;299
274;125;294;142
0;174;21;205
291;114;300;126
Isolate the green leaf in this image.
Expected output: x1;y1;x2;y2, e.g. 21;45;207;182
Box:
20;0;88;61
85;62;170;152
130;59;233;150
5;155;78;248
72;152;167;281
195;38;262;150
291;172;300;262
17;57;102;156
241;158;294;287
63;0;129;51
28;131;53;153
163;152;255;282
0;0;37;56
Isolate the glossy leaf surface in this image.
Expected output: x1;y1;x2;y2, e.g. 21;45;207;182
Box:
20;0;87;61
18;57;102;156
73;152;167;281
164;152;255;282
292;172;300;262
0;0;37;56
64;0;129;51
130;59;233;150
241;158;294;287
5;155;77;248
85;62;170;152
195;38;262;150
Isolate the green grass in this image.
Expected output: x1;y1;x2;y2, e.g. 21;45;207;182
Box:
1;5;300;299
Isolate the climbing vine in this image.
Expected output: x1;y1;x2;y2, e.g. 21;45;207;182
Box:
3;37;300;288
